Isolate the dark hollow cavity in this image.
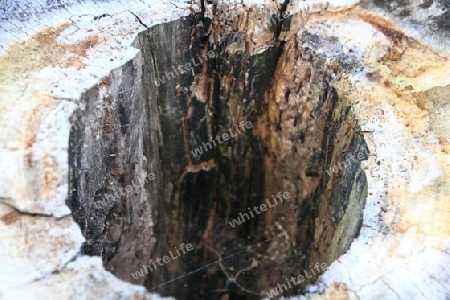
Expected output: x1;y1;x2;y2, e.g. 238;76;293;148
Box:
67;8;368;300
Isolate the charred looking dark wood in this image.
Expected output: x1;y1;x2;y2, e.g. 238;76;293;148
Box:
67;6;368;300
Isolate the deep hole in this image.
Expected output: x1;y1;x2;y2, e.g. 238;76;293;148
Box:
67;10;368;300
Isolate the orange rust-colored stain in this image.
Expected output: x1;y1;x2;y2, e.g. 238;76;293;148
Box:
1;211;21;225
0;23;102;88
0;24;100;154
36;153;57;199
358;12;446;80
358;12;407;41
413;93;433;111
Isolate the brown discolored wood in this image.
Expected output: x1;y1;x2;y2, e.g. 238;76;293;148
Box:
68;4;368;300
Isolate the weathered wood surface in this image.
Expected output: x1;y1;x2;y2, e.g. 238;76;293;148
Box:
1;0;449;299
